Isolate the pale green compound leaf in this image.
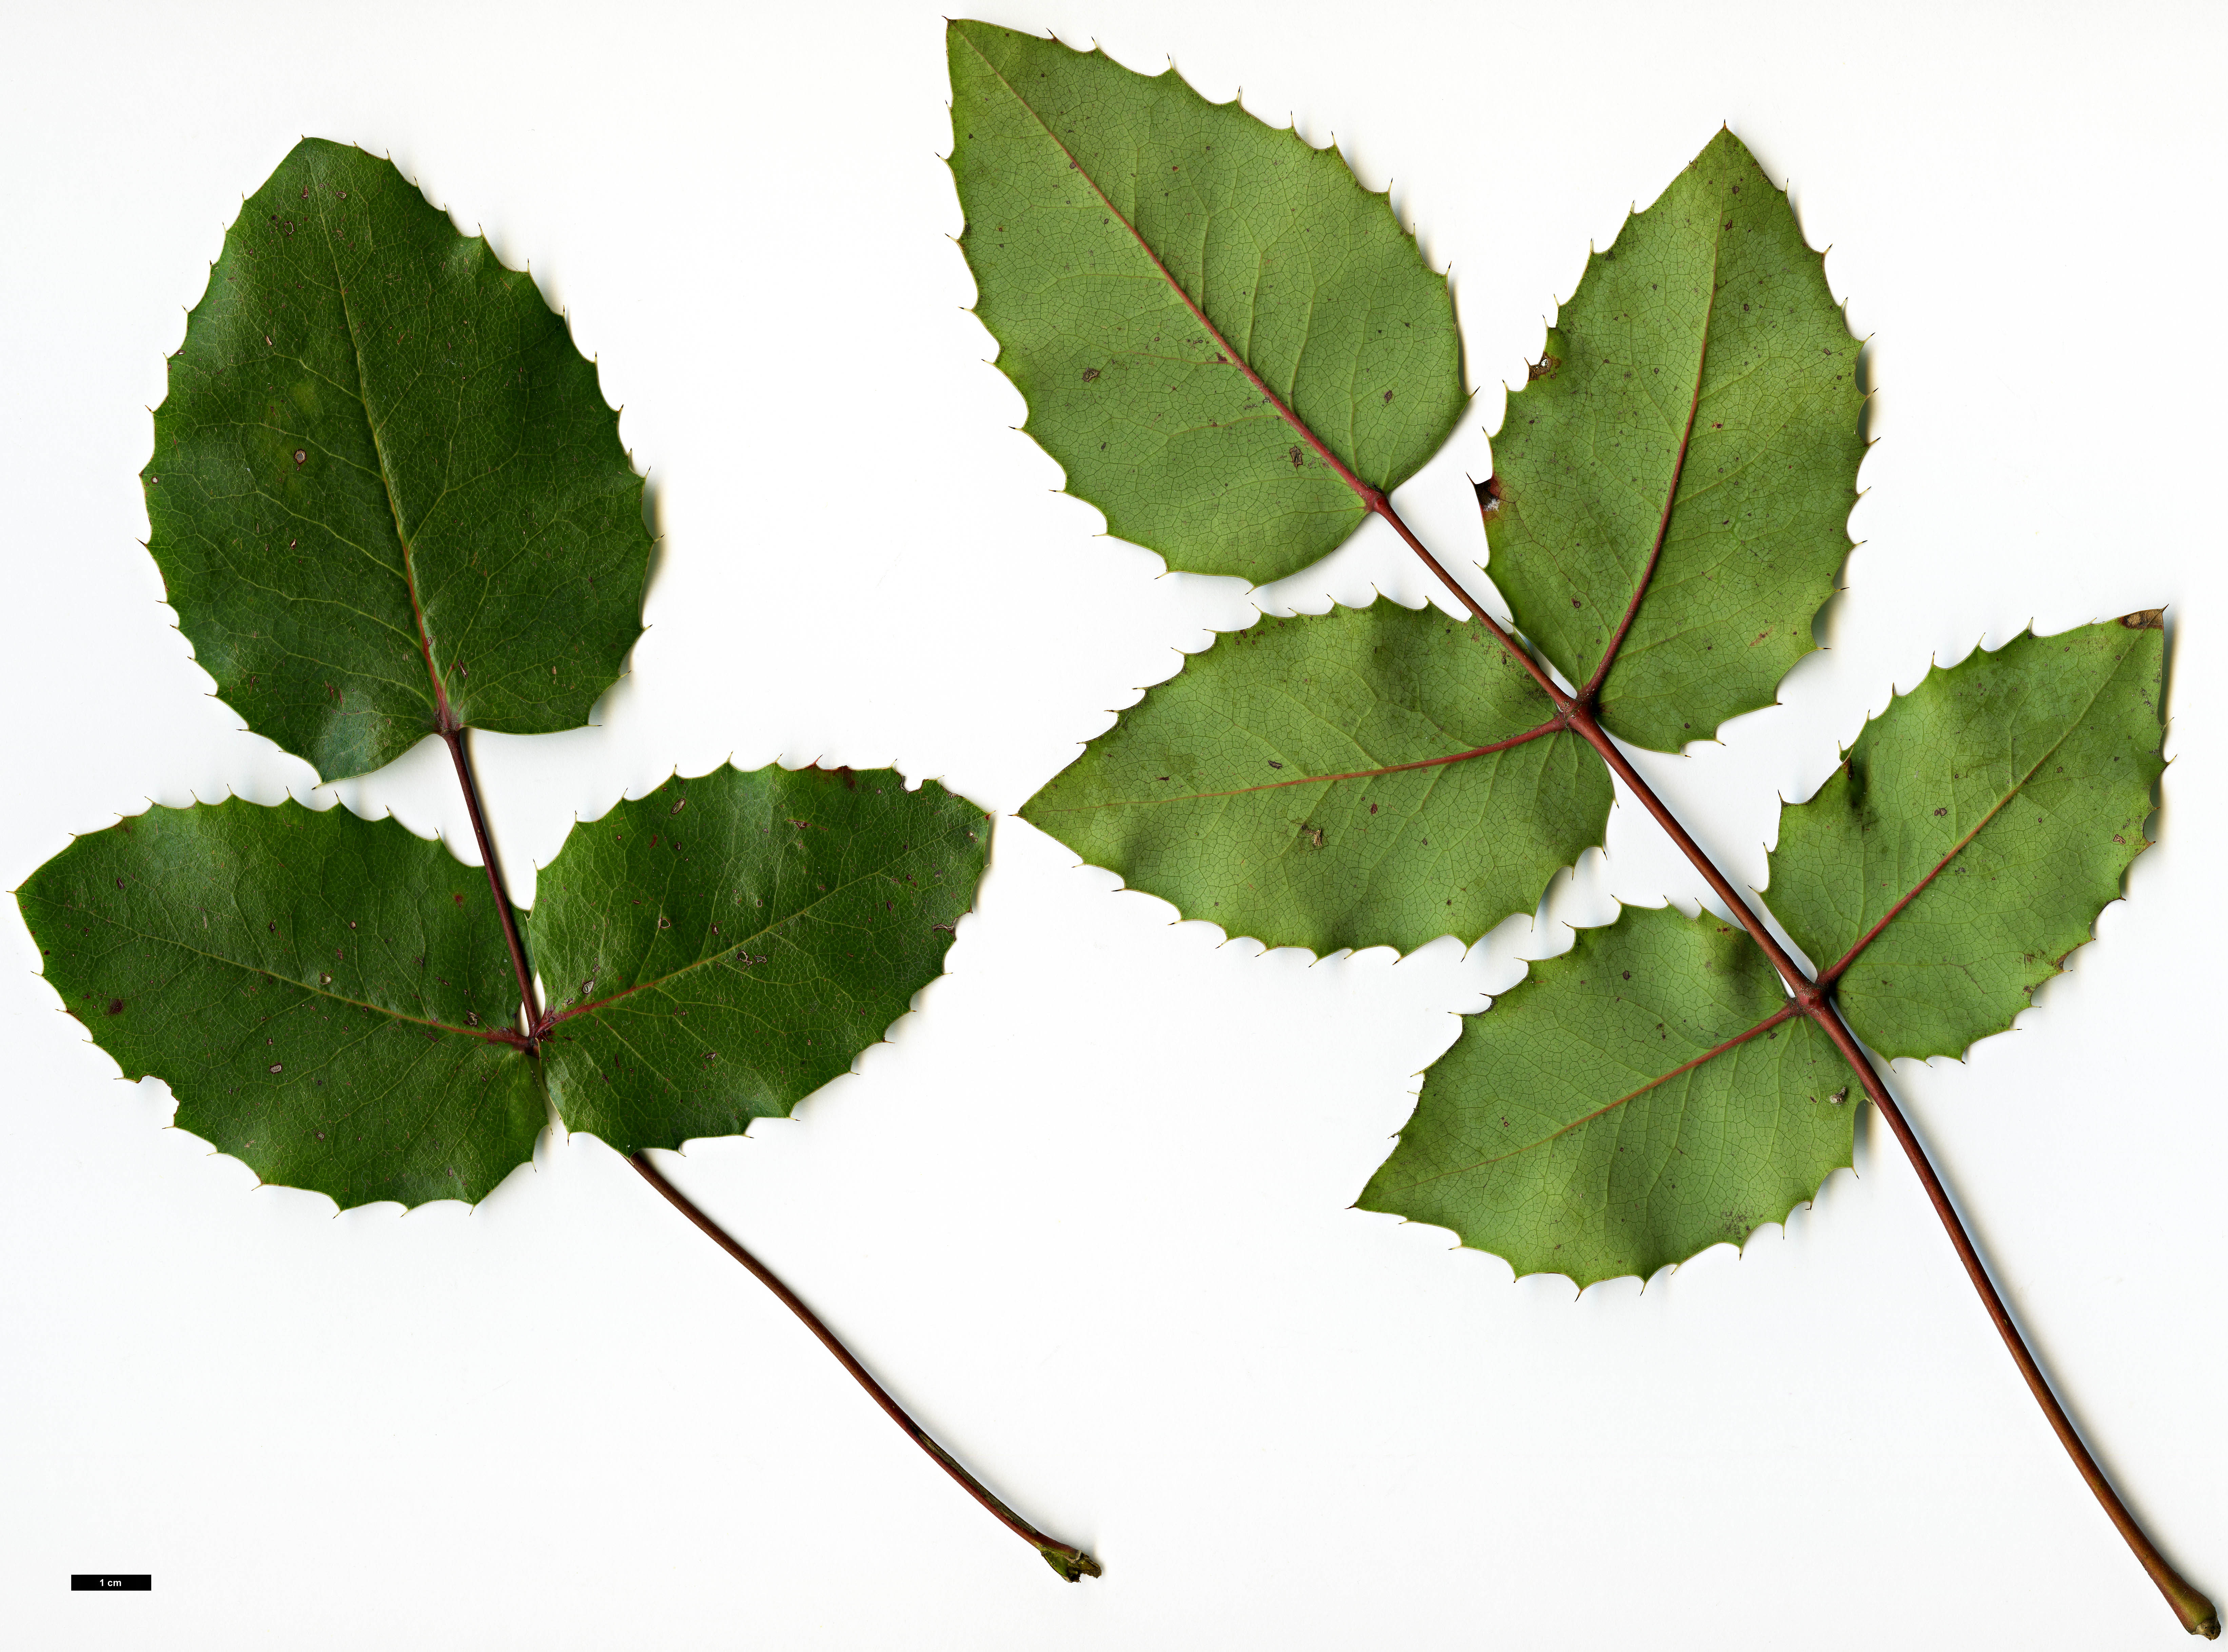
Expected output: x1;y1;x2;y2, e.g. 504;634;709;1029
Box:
1021;600;1609;953
953;28;2210;1624
1765;615;2166;1060
947;20;1465;584
1482;129;1865;752
144;138;650;781
1360;903;1850;1286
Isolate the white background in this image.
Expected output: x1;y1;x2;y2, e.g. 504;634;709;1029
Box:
2;1;2222;1647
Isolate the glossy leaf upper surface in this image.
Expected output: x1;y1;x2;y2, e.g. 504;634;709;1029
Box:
947;20;1464;584
1021;601;1608;954
1766;617;2165;1059
144;139;649;780
19;770;992;1204
1361;904;1850;1285
18;799;542;1208
1484;130;1864;751
533;766;992;1158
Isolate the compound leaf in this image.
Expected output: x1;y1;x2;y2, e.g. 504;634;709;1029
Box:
1360;903;1850;1285
17;767;992;1205
1766;615;2165;1060
17;799;543;1209
1483;129;1864;751
1021;601;1609;954
144;138;649;781
530;765;992;1158
947;20;1464;584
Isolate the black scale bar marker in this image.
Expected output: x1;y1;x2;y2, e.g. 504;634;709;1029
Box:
71;1575;151;1591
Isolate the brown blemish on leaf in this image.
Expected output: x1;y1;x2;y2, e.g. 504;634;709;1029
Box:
2119;609;2164;630
1527;353;1560;381
1475;475;1502;522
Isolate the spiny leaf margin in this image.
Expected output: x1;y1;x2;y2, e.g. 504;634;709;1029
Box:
946;19;1465;585
1021;599;1609;955
1482;128;1865;751
1765;614;2166;1060
533;764;994;1158
1360;903;1851;1287
143;137;650;781
17;796;543;1210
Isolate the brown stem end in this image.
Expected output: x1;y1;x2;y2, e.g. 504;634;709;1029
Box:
2165;1572;2220;1638
1038;1544;1102;1582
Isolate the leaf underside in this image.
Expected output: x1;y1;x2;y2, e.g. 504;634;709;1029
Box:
1484;129;1865;752
1766;617;2165;1060
944;41;2169;1292
144;138;649;781
19;766;990;1209
1362;905;1851;1286
947;20;1465;584
1371;617;2166;1284
1021;600;1609;954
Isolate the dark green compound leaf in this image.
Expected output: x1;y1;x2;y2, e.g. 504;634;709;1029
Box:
1021;601;1609;954
1766;615;2166;1061
1483;129;1865;752
1360;904;1851;1286
17;768;991;1208
947;20;1465;584
17;798;542;1209
532;765;993;1158
143;138;649;781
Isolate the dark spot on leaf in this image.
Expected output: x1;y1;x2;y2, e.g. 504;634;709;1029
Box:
106;998;124;1015
1082;367;1100;382
2120;609;2164;630
293;450;307;466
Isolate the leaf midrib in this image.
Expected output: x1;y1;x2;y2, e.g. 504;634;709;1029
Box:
36;895;512;1046
545;839;942;1027
1391;1003;1800;1189
1028;718;1566;813
954;28;1379;504
1582;213;1726;701
325;204;447;725
1814;641;2144;986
